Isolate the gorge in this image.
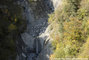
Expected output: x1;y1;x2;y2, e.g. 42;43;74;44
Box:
16;0;62;60
1;0;89;60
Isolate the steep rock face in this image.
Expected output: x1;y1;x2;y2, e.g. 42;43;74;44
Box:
16;0;62;60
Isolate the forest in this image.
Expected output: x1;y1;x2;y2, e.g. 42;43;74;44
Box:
0;0;89;60
49;0;89;59
0;0;26;60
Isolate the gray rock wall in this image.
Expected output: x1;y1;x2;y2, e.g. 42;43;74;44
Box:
16;0;62;60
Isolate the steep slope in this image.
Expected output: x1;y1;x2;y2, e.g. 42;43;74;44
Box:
16;0;62;60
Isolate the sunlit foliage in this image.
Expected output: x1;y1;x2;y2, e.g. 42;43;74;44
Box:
49;0;89;59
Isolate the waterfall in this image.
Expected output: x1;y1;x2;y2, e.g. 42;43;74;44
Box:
36;38;38;54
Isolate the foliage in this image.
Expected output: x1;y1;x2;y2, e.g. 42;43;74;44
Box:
78;37;89;58
0;0;26;60
49;0;89;59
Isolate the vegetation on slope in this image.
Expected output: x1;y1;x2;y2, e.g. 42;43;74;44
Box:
49;0;89;59
0;0;26;60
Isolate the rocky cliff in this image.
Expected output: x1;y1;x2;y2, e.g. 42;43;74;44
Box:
16;0;62;60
